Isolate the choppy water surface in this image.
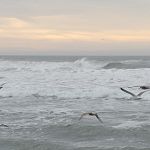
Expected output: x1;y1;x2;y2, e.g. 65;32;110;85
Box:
0;56;150;150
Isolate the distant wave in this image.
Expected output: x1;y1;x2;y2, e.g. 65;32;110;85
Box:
103;62;125;69
73;58;150;70
103;61;150;69
1;57;150;71
0;67;18;72
32;93;58;99
73;57;105;70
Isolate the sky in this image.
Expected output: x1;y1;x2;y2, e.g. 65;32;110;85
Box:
0;0;150;55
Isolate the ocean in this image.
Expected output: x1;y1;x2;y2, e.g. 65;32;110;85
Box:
0;55;150;150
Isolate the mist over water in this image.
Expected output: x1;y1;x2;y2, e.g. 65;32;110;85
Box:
0;56;150;150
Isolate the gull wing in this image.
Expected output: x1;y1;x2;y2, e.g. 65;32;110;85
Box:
1;83;6;86
79;113;89;120
137;90;149;96
120;88;135;96
95;114;103;123
0;83;6;89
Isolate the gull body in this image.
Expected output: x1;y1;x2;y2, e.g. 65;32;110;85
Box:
140;86;150;90
79;112;103;123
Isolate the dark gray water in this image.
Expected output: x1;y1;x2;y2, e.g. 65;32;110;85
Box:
0;55;150;150
0;55;150;62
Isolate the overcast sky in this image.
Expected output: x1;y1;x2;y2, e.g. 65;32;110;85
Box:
0;0;150;55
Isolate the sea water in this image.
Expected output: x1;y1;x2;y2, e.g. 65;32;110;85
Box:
0;55;150;150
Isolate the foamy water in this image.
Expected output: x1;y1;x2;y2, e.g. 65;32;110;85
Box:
0;56;150;150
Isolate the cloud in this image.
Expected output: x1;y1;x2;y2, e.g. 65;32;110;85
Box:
0;16;150;42
0;0;150;55
0;0;88;17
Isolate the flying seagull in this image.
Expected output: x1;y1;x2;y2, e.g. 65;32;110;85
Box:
0;83;6;89
127;85;150;90
120;87;149;99
0;124;8;128
79;112;103;123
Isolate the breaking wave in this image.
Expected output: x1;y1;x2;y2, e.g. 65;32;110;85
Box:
73;58;150;70
103;61;150;69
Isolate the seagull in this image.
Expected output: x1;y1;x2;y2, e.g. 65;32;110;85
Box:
120;87;149;99
0;124;8;127
79;112;103;123
0;83;6;89
127;85;150;90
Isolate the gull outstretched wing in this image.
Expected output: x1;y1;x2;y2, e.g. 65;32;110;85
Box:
95;114;103;123
79;113;89;120
120;88;135;96
137;90;149;96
